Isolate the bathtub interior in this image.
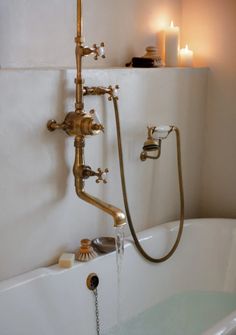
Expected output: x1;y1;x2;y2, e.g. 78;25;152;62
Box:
0;219;236;335
106;291;236;335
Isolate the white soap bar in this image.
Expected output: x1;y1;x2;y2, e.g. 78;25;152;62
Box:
58;253;75;268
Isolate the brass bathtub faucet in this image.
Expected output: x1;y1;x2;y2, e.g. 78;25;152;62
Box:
46;0;126;228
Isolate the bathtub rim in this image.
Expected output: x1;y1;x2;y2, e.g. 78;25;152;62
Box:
0;217;235;293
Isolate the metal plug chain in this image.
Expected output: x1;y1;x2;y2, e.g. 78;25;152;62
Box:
93;288;101;335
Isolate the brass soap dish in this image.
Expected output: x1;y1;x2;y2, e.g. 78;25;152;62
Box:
92;237;116;254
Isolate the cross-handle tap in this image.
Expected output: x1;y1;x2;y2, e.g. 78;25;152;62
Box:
81;166;109;184
95;168;109;184
80;42;105;60
93;42;106;60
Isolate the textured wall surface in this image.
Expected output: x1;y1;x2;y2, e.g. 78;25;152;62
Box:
0;68;208;280
182;0;236;218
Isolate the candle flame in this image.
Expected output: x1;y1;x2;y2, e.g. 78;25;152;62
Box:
170;21;174;28
149;14;169;31
185;44;189;50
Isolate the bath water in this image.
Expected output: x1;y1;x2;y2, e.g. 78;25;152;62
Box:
106;291;236;335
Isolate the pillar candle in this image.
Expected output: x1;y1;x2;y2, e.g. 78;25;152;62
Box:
179;45;194;67
165;21;180;67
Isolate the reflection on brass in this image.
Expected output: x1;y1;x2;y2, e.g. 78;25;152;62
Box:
47;0;126;228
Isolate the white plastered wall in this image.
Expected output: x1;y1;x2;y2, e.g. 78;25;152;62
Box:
181;0;236;218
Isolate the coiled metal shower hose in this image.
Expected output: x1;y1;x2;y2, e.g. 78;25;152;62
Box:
111;96;185;263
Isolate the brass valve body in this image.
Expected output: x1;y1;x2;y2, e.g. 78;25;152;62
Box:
47;111;104;137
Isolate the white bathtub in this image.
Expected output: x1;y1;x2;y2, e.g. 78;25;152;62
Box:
0;218;236;335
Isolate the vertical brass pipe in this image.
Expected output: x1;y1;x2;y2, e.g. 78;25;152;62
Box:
75;0;84;113
76;0;82;39
73;136;85;191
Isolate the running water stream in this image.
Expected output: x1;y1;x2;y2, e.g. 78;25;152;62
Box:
115;226;125;333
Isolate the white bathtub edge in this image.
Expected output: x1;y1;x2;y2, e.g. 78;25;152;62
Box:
202;310;236;335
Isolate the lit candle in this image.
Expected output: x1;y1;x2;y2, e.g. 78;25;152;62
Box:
165;21;180;67
179;45;194;67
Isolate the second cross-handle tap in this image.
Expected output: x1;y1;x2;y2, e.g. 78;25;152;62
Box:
80;166;109;184
95;168;109;184
79;42;106;60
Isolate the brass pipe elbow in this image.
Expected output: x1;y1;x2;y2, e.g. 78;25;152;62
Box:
75;185;126;227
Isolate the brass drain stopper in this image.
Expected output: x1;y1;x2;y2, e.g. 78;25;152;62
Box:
76;239;97;262
86;273;99;291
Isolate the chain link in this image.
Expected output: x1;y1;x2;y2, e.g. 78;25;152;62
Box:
93;288;101;335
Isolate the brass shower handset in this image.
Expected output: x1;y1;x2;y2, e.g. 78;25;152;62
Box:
140;125;175;161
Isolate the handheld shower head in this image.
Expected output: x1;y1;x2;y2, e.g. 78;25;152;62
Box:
140;125;174;161
142;138;160;152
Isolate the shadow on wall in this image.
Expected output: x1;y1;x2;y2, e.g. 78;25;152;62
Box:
36;70;70;211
